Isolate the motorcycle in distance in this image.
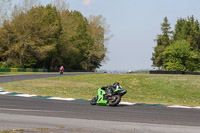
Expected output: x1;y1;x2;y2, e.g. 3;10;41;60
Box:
59;66;64;75
90;82;127;106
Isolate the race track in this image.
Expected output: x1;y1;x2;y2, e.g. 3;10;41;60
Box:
0;73;200;133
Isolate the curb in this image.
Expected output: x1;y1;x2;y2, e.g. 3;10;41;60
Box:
0;87;76;101
0;87;200;109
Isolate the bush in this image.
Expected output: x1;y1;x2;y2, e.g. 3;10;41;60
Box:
163;40;200;71
0;61;8;68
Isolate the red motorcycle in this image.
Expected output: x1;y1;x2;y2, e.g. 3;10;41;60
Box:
59;66;64;75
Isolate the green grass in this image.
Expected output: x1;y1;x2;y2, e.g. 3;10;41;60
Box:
1;74;200;106
0;131;14;133
0;128;49;133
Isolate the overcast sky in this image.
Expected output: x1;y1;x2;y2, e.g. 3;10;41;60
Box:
13;0;200;71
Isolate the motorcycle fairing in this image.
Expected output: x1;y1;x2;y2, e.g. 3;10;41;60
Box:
96;88;109;106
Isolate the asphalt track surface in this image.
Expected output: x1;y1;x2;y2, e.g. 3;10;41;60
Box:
0;73;200;133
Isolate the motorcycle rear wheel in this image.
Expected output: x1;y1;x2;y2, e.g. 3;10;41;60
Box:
108;95;121;106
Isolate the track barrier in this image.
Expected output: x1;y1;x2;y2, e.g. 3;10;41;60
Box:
149;70;200;75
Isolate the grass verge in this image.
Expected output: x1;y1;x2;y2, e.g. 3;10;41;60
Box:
0;131;14;133
1;74;200;106
0;72;51;76
0;128;49;133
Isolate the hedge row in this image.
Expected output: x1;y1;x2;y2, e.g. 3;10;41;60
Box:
0;68;55;72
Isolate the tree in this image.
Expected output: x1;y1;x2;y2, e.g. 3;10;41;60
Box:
152;16;200;71
173;16;200;50
163;40;200;71
58;10;94;70
152;17;172;68
87;15;111;70
11;0;40;19
0;0;11;26
0;2;109;70
52;0;69;13
1;4;62;68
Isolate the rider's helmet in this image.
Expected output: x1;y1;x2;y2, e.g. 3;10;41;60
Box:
113;82;120;87
113;82;122;89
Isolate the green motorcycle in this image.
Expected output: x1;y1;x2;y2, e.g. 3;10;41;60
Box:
90;82;127;106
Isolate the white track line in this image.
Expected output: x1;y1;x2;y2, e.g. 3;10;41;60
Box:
119;102;136;105
0;92;10;94
193;106;200;109
15;94;37;97
48;97;75;101
168;105;193;109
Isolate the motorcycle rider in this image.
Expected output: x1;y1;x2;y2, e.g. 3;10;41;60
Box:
103;82;121;97
59;66;64;73
90;82;126;106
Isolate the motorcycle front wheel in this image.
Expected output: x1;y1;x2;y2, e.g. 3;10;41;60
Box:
108;95;121;106
90;96;98;105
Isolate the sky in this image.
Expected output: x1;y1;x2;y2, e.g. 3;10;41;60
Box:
12;0;200;71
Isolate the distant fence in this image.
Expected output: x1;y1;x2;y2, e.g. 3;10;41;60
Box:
149;70;200;75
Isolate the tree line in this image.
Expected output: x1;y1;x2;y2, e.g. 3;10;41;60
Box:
152;16;200;71
0;0;110;71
